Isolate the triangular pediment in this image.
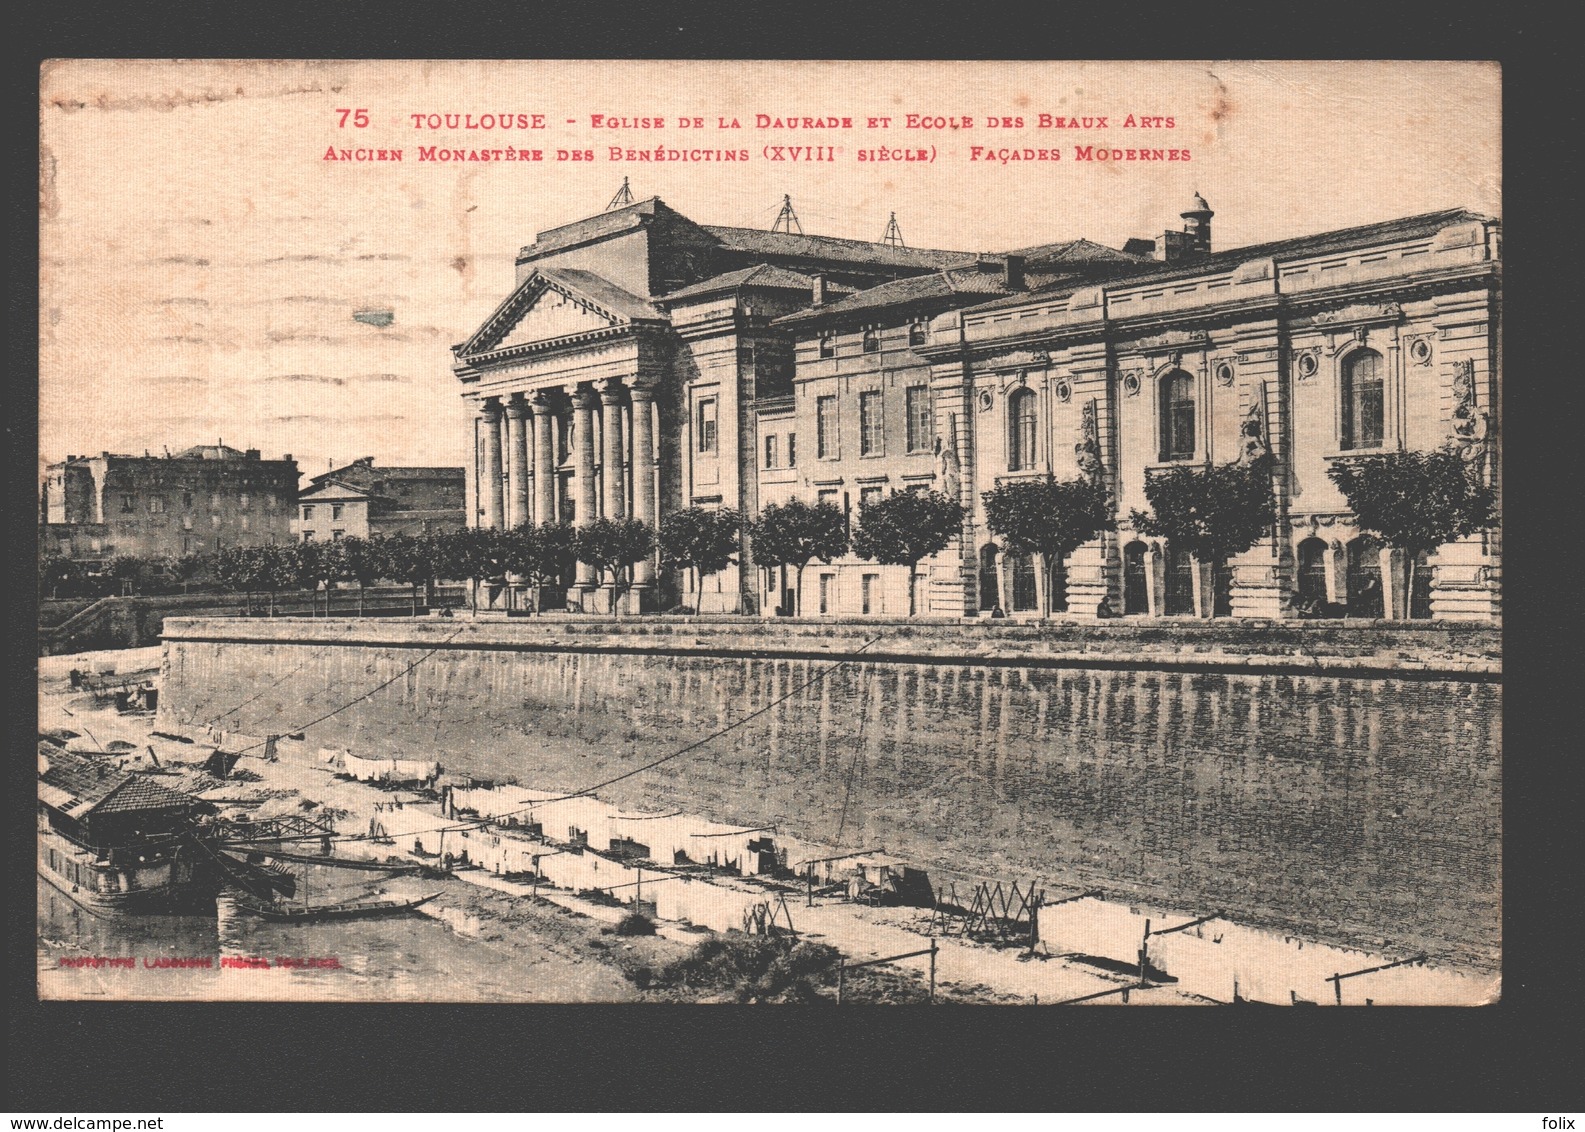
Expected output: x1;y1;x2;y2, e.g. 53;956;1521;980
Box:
461;269;660;357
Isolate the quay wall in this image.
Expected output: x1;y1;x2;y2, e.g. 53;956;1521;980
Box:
158;616;1501;965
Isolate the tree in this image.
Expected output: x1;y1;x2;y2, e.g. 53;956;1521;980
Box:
106;555;142;596
338;536;388;615
1129;457;1274;617
746;498;850;616
381;533;440;615
1327;444;1497;619
982;476;1114;613
39;555;83;599
215;544;296;615
657;508;741;608
851;489;966;617
571;518;653;611
167;552;210;594
497;523;575;612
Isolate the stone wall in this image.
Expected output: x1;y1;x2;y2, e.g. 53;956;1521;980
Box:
159;616;1500;965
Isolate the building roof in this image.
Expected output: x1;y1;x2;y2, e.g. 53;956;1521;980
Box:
535;267;665;322
39;745;202;819
959;207;1496;315
1005;238;1153;267
702;224;967;270
519;196;686;258
177;444;249;460
656;264;819;303
310;459;465;490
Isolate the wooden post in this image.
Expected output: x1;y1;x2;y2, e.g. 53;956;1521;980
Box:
837;959;845;1005
807;866;814;907
1138;918;1151;984
928;939;938;1003
1332;974;1343;1006
636;866;643;906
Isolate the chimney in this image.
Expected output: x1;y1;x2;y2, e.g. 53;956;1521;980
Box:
811;273;827;306
1002;254;1026;291
245;448;261;461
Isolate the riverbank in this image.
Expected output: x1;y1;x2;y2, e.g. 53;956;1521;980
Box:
45;664;1188;1004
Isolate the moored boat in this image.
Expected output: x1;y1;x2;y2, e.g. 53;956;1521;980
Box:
231;891;442;922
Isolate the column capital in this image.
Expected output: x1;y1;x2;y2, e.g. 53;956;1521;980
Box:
628;374;660;401
569;383;599;411
479;397;503;420
504;394;529;420
599;376;626;404
528;389;555;413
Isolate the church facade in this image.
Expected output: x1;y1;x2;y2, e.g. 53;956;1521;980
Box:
456;196;1500;621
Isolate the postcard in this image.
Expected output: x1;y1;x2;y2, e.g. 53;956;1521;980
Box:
37;59;1501;1006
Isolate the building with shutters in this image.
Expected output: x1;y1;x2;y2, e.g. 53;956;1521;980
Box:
41;444;299;561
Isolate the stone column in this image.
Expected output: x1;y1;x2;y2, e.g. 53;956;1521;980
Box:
629;377;659;589
599;377;627;521
530;392;556;526
505;395;530;528
480;399;505;529
571;384;599;589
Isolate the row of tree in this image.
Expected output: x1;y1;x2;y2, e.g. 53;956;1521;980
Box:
38;444;1494;619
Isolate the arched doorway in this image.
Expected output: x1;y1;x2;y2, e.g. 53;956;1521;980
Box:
1122;541;1149;615
1164;546;1196;615
978;543;1001;612
1008;551;1038;613
1346;535;1384;618
1296;537;1328;615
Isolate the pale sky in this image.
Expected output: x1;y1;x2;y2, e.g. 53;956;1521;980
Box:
39;60;1500;484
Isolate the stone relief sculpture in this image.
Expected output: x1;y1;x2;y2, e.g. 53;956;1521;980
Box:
1076;398;1104;481
934;413;961;500
1240;380;1269;464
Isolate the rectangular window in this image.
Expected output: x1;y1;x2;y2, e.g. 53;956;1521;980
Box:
331;529;344;541
697;398;718;454
239;493;250;510
816;395;839;459
787;433;798;467
764;435;778;469
210;492;222;509
302;530;316;542
861;573;879;615
861;485;884;507
332;503;345;520
302;505;315;520
182;515;192;530
210;515;220;529
181;536;191;553
859;390;884;456
182;491;193;509
905;385;931;452
240;515;250;531
120;494;135;513
264;493;276;510
817;488;839;507
148;496;165;513
819;573;835;615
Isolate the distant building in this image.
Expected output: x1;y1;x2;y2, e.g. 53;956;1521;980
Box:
41;445;298;560
293;457;466;542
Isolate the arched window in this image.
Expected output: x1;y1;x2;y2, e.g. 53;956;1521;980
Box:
1159;370;1196;461
1346;535;1384;618
1122;541;1149;615
862;327;880;353
1341;350;1385;450
1008;388;1038;471
1296;537;1329;614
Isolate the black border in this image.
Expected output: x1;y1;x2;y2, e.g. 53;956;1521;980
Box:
9;0;1580;1113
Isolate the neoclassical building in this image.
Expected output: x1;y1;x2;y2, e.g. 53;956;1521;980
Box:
456;195;1500;621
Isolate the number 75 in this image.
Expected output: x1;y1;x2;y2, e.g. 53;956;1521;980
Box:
335;109;370;128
